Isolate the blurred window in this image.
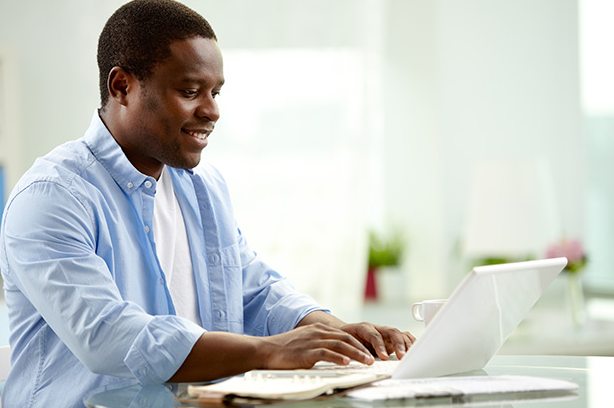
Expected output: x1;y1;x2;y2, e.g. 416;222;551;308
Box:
581;0;614;292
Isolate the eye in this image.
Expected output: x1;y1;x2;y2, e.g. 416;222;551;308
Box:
212;91;221;99
180;89;198;98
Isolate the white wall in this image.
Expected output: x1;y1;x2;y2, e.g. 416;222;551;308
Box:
380;0;582;298
0;0;118;175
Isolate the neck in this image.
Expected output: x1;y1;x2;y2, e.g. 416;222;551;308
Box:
98;106;164;180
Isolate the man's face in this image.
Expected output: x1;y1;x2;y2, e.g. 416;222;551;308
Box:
122;37;224;177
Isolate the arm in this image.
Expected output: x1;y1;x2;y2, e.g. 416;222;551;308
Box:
169;309;417;382
168;322;376;382
2;182;201;383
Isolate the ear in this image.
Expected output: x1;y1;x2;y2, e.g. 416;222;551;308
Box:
107;67;137;106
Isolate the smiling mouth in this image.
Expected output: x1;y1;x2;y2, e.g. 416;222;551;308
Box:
183;128;212;140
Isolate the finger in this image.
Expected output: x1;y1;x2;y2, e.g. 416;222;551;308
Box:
358;326;389;360
383;338;397;356
325;327;375;360
303;348;353;367
308;324;375;364
391;332;416;359
379;327;408;359
319;339;375;365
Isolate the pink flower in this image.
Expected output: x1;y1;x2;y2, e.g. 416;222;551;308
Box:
546;238;587;272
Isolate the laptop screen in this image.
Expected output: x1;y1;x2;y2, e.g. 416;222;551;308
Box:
393;257;567;379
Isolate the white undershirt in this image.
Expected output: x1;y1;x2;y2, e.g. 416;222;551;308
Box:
153;166;200;325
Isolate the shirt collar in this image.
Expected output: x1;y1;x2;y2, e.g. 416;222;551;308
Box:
83;110;149;195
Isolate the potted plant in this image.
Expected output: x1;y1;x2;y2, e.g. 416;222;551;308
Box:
365;230;405;302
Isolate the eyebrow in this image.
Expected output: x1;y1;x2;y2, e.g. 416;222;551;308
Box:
180;77;225;87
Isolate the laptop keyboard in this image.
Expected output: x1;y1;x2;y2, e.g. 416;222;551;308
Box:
312;357;401;376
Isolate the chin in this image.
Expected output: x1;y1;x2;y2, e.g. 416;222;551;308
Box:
178;157;202;170
163;151;203;170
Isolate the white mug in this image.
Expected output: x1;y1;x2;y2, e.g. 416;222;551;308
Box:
411;299;447;326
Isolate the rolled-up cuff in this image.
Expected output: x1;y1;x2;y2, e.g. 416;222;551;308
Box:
124;316;206;384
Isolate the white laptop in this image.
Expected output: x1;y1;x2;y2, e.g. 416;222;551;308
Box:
390;257;567;378
314;257;567;379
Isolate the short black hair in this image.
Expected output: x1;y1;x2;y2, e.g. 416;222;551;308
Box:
97;0;217;107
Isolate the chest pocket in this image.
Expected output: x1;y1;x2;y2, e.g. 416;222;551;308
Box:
220;242;241;268
219;242;243;326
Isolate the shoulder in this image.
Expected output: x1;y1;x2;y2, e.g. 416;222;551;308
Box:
6;140;99;217
18;139;91;183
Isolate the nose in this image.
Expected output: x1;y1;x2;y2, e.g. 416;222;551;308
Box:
195;96;220;122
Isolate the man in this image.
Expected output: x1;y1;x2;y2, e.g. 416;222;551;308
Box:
0;1;415;407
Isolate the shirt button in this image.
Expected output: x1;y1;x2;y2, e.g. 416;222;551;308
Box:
144;180;152;188
210;253;220;264
127;182;134;189
159;278;164;285
139;367;148;376
143;225;150;233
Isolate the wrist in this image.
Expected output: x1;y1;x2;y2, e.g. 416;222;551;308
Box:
296;310;345;329
253;335;279;370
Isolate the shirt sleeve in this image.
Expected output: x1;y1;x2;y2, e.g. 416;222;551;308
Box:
1;180;204;384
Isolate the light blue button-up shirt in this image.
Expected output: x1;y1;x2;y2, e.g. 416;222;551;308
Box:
0;112;326;408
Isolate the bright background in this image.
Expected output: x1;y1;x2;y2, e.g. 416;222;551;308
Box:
1;0;613;353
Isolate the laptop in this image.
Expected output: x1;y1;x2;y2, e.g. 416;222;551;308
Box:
312;257;567;379
389;257;568;379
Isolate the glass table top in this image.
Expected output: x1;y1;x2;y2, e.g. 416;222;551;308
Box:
84;355;614;408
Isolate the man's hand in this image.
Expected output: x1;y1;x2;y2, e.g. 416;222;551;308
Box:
259;323;376;369
296;311;416;361
339;322;416;360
